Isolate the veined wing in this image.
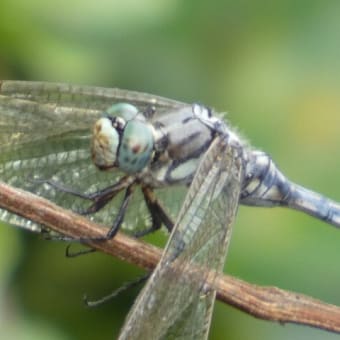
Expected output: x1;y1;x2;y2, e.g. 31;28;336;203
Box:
0;81;186;232
0;81;186;146
118;136;244;340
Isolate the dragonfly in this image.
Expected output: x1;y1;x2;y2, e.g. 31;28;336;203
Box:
1;81;340;338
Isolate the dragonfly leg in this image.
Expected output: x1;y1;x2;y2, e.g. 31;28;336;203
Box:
42;179;133;255
30;177;96;200
64;183;137;255
32;176;133;215
47;183;136;244
81;176;134;215
104;184;136;239
84;273;150;307
66;186;175;254
132;186;174;238
64;244;96;257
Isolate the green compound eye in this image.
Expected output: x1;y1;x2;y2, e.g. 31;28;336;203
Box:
105;103;138;121
118;120;154;173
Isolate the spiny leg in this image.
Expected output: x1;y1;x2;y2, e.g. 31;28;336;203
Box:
37;177;136;256
132;186;175;238
82;187;173;305
104;184;136;239
60;183;136;243
31;176;174;239
64;184;131;255
84;273;150;307
65;245;96;258
39;176;132;244
32;176;133;215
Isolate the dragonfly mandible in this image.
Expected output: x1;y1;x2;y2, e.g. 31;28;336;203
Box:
1;81;340;338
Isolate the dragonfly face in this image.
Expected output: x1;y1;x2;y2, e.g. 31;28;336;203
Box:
91;105;154;173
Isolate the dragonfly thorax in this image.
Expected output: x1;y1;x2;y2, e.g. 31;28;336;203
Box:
91;104;155;174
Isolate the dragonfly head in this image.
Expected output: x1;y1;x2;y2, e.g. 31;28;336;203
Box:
91;103;154;174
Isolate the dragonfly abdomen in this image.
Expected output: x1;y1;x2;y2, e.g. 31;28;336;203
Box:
287;184;340;227
240;150;291;207
240;150;340;227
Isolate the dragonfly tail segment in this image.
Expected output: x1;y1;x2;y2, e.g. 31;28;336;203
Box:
240;150;340;228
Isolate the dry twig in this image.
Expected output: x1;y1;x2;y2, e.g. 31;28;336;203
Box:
0;181;339;334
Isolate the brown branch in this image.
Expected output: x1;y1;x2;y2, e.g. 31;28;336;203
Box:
0;181;340;334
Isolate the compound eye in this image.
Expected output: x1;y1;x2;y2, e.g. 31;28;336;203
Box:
106;103;139;121
118;120;154;173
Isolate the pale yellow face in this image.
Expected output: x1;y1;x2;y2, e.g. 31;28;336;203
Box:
91;117;119;169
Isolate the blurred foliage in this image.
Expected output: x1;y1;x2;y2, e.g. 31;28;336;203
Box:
1;0;340;339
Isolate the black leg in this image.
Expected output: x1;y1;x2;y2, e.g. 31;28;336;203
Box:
59;184;136;243
31;176;133;215
81;176;133;215
84;273;150;307
65;244;97;257
34;177;139;256
30;177;97;200
132;186;174;238
105;184;135;239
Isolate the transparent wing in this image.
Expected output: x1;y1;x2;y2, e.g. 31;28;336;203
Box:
118;136;243;340
0;81;186;232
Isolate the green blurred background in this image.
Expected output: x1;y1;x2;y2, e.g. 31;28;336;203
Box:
1;0;340;339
